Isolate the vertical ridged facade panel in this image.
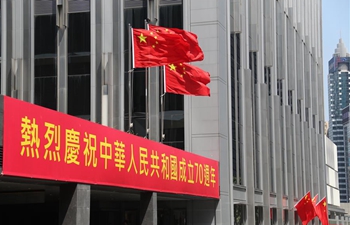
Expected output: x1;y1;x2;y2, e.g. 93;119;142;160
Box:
263;0;273;67
296;35;304;100
295;114;302;197
187;0;325;223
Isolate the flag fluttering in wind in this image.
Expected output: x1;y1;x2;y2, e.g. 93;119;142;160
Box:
294;191;317;225
149;24;204;62
164;63;210;96
132;28;192;68
312;194;318;207
314;197;329;225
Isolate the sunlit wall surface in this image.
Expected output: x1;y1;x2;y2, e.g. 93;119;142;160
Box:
325;137;340;206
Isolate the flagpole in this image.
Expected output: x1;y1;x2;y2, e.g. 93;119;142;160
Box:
161;66;166;143
128;24;134;133
145;20;149;138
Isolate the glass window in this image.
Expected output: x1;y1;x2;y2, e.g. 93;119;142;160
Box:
231;33;242;185
124;3;147;136
234;204;246;225
255;206;263;225
283;209;288;225
249;51;259;188
34;14;57;110
270;208;277;225
277;79;283;106
67;12;91;119
160;3;184;150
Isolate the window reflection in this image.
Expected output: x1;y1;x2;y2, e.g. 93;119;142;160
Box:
123;2;184;149
34;14;57;110
160;4;184;150
68;12;91;119
124;5;147;135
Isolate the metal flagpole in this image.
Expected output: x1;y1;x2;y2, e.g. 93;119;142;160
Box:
145;67;149;138
161;66;166;143
128;24;134;133
145;20;149;138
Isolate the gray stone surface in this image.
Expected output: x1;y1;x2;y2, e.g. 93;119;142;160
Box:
59;184;91;225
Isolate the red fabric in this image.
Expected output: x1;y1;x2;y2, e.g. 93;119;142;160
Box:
165;63;210;96
312;194;318;207
3;96;220;199
315;197;329;225
295;192;317;225
149;24;204;62
132;28;192;68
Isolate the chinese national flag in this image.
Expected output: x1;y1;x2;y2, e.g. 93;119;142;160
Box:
132;28;192;68
312;194;318;207
165;63;210;96
294;191;317;225
149;24;204;62
315;197;329;225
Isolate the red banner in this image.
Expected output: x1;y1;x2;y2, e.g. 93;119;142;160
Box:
2;96;219;199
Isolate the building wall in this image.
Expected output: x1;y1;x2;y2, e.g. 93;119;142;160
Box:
0;0;325;224
325;137;340;206
185;0;325;224
340;203;350;215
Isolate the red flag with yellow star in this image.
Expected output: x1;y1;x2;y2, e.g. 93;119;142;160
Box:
164;63;210;96
149;24;204;62
294;191;316;225
315;197;329;225
132;28;192;68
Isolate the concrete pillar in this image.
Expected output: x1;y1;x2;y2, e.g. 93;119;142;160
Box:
335;215;340;225
147;0;160;141
184;0;233;224
140;192;157;225
56;0;68;113
91;0;124;129
90;0;102;124
143;3;159;223
10;0;31;101
1;0;13;96
242;69;255;225
261;84;271;225
59;183;91;225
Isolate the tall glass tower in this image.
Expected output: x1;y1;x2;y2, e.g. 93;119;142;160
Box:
328;38;350;202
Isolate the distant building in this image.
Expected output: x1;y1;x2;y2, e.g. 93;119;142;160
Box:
328;38;350;202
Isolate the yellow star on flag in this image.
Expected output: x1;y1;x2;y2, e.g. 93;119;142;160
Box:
138;33;147;43
169;64;176;71
323;201;326;207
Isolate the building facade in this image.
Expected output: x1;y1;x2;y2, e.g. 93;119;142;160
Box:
328;39;350;202
325;136;344;212
0;0;326;224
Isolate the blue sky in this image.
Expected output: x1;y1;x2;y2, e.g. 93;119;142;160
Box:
323;0;350;121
